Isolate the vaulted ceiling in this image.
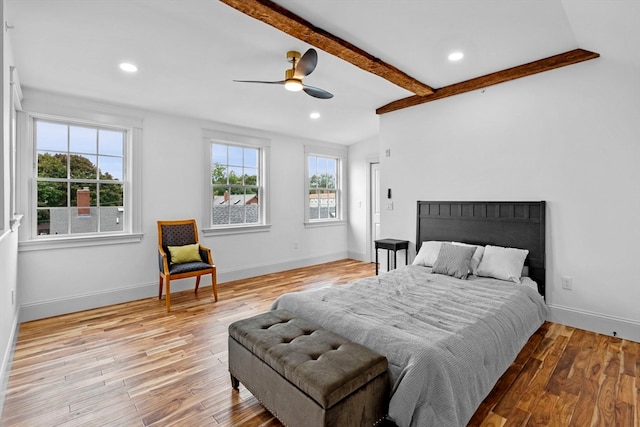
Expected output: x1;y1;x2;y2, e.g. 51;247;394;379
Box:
6;0;617;144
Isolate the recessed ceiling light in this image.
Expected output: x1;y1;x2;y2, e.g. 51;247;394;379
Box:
448;52;464;62
119;62;138;73
310;112;321;119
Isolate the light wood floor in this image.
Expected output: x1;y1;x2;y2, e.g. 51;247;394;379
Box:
1;259;638;427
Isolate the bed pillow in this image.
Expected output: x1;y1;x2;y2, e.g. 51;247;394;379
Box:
167;243;202;264
452;242;485;275
412;241;445;267
475;245;529;283
432;243;476;280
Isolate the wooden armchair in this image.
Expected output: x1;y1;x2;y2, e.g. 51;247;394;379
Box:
157;219;217;312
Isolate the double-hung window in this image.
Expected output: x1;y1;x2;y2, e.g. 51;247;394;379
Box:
205;130;269;232
305;145;345;224
34;119;126;236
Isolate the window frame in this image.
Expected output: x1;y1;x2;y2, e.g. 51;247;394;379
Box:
202;129;270;236
304;145;346;227
8;67;23;231
18;111;142;251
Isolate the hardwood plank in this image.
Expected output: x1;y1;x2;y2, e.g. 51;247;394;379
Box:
614;402;634;427
548;391;579;427
592;375;618;426
494;358;542;417
479;411;506;427
525;393;557;427
1;259;638;427
568;377;599;427
587;333;610;382
503;406;531;427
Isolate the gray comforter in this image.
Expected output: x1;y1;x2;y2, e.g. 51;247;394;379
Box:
271;265;547;427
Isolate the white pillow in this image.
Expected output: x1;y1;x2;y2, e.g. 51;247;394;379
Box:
476;245;529;283
412;241;445;267
451;242;485;275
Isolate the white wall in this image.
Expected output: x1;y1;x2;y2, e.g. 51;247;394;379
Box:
347;135;378;262
378;30;640;340
16;89;348;322
0;0;21;415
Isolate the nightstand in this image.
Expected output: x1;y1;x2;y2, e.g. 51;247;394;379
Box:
374;239;409;275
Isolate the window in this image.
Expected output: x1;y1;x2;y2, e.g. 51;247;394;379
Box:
210;142;263;227
305;147;345;224
34;119;126;236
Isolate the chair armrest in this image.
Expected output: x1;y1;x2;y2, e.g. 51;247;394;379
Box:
158;247;170;272
199;245;214;265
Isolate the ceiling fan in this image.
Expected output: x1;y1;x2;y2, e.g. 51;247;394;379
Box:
234;48;334;99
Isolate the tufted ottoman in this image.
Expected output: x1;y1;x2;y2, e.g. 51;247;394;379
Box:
228;309;389;427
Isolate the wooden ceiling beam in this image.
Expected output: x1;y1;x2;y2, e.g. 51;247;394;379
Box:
219;0;435;96
376;49;600;114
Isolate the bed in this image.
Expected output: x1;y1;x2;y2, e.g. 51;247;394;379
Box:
271;201;548;426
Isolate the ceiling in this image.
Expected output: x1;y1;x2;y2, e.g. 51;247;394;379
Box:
5;0;594;144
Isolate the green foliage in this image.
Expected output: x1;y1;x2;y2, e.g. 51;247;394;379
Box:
212;163;226;185
309;173;336;189
70;155;96;179
37;153;123;208
38;153;66;178
212;162;257;188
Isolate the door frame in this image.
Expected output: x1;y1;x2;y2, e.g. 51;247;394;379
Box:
366;157;380;263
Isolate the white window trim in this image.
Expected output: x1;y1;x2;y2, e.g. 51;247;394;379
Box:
9;67;23;230
17;111;143;251
304;144;347;227
201;129;271;236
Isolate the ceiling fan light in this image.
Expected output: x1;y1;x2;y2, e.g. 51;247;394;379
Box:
284;79;303;92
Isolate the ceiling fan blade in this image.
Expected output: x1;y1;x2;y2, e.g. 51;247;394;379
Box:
294;48;318;79
233;80;285;85
303;84;333;99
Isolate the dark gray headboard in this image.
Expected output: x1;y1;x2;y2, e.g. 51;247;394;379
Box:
416;201;546;297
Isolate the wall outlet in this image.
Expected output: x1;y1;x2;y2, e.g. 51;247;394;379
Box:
561;276;573;290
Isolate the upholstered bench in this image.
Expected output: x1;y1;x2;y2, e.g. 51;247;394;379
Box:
228;309;389;427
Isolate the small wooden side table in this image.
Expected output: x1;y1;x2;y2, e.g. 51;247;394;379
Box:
374;239;409;275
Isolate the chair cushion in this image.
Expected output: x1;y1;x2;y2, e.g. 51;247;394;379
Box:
167;243;202;264
168;261;213;274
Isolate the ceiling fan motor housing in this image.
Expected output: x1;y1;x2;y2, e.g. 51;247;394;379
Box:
286;50;301;63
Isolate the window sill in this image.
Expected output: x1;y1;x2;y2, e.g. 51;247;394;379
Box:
304;219;347;229
203;224;271;236
19;233;143;252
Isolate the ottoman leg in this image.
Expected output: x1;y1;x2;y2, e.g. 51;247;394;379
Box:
231;374;240;390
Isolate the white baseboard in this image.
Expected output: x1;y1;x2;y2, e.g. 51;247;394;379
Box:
547;304;640;342
0;306;20;420
19;252;349;323
19;281;165;323
217;251;348;283
347;251;368;263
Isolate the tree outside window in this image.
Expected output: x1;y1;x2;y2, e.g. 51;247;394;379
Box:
35;120;125;236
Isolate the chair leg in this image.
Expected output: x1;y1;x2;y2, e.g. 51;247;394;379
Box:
165;280;171;312
212;269;218;302
159;276;164;299
195;275;201;293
